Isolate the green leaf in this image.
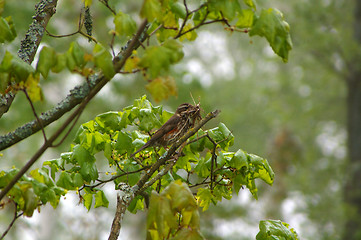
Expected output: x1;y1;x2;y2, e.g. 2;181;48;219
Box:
83;192;93;211
162;180;197;212
206;123;234;150
236;9;254;28
114;11;137;37
244;0;256;10
128;195;144;213
23;187;39;217
140;0;162;22
250;8;292;62
170;228;204;240
94;190;109;208
196;188;213;211
194;157;210;178
229;149;248;170
162;39;184;62
93;44;116;79
123;164;141;186
138;108;160;132
138;40;183;78
114;131;133;154
30;167;52;186
145;76;177;102
213;184;232;200
0;51;34;82
207;0;242;20
0;16;16;43
170;1;187;19
179;23;197;42
95;111;121;132
233;173;246;194
147;191;178;239
73;173;84;187
72;145;98;182
256;220;298;240
36;46;57;79
51;53;66;73
56;171;74;190
249;154;275;185
66;42;85;71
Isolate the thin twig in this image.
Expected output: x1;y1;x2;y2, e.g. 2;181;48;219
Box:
189;181;211;188
176;19;228;39
50;103;84;147
206;134;217;191
22;89;47;142
0;202;23;240
98;0;116;15
139;158;178;194
44;9;98;43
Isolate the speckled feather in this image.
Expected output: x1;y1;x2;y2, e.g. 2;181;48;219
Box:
130;103;200;157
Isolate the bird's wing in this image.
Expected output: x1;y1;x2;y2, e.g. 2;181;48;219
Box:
149;114;180;142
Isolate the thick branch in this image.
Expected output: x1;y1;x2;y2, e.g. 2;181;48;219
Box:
0;20;149;201
0;0;58;118
0;20;149;151
107;109;221;239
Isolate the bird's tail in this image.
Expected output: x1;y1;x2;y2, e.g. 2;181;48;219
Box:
129;142;150;158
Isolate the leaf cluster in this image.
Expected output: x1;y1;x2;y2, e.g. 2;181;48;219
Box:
0;0;292;103
0;96;274;226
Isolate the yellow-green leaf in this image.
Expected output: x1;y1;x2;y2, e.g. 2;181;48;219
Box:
171;228;204;240
83;192;93;211
236;9;254;28
244;0;256;10
0;16;16;43
25;74;43;102
147;191;177;238
93;44;116;79
196;188;213;211
82;0;92;7
114;12;137;37
36;46;57;78
146;76;177;102
140;0;162;22
180;24;197;42
124;56;140;72
94;190;109;208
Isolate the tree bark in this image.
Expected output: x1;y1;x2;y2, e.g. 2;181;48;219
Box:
344;74;361;239
0;0;58;118
343;1;361;238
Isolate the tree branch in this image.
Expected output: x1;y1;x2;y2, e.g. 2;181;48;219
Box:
107;109;221;239
0;0;58;118
0;202;23;240
0;20;149;201
0;20;149;151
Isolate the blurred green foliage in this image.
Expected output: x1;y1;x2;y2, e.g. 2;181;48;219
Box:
0;0;352;239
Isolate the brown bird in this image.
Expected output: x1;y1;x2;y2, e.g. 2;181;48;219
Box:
130;103;201;158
